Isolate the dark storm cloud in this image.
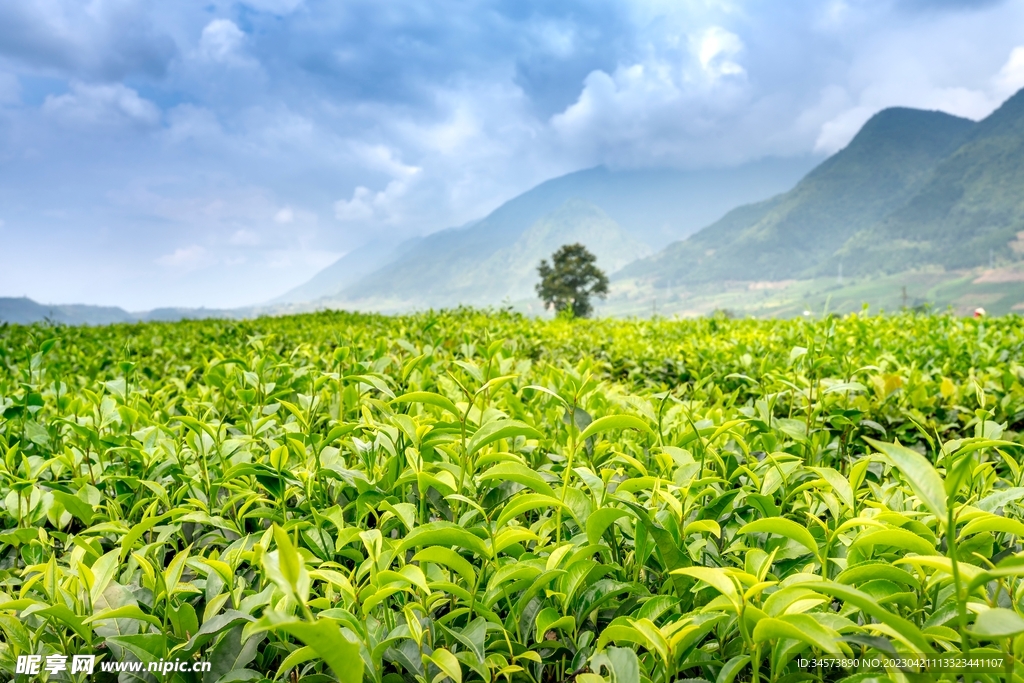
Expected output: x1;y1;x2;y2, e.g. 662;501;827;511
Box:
0;1;176;80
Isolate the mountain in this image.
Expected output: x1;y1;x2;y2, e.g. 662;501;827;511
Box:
834;88;1024;274
0;297;248;325
341;199;650;309
0;297;137;325
619;107;977;285
307;157;817;308
270;237;424;304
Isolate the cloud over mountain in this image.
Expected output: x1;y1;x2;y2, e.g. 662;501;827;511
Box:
1;0;1024;309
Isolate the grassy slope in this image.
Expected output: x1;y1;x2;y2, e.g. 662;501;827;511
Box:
618;108;977;285
837;88;1024;274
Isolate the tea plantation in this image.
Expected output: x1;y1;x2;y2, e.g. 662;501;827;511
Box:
2;309;1024;682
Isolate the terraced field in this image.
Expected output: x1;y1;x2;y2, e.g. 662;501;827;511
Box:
2;310;1024;682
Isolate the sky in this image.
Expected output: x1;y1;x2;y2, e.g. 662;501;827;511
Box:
2;0;1024;310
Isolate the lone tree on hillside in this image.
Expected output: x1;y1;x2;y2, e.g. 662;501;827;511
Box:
536;243;609;318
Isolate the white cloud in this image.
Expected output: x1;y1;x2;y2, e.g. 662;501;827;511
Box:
334;180;411;223
995;46;1024;98
333;186;377;222
274;207;294;224
814;43;1024;154
694;27;746;80
42;82;160;127
814;105;874;153
156;245;209;269
198;19;248;64
549;52;752;167
350;143;422;179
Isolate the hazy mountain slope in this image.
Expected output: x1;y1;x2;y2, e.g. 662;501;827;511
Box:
334;158;815;306
270;237;424;304
620;108;976;284
0;297;252;325
836;89;1024;274
339;199;647;308
516;158;819;249
464;199;649;304
0;297;137;325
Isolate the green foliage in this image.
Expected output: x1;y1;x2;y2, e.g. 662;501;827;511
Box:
537;243;610;318
2;309;1024;682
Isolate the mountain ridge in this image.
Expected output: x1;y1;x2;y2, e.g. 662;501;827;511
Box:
322;158;817;307
617;107;978;285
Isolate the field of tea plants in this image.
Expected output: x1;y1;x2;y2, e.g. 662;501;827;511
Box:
4;309;1024;683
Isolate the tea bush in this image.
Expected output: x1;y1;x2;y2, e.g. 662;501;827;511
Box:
2;309;1024;682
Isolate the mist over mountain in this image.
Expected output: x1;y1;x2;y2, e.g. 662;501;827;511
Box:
290;157;817;308
270;238;426;305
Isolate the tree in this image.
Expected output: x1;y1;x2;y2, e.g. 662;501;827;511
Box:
536;243;609;318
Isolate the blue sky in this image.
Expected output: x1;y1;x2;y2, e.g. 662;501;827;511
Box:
2;0;1024;309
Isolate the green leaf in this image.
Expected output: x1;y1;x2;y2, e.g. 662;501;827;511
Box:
807;582;932;653
590;646;640;683
50;489;95;525
105;633;167;662
257;614;363;683
738;517;821;560
850;527;938;556
960;514;1024;539
494;493;570;529
118;512;166;561
392;392;460;417
273;524;302;594
468;420;541;457
976;487;1024;513
276;645;317;679
412;547;476;585
671;567;740;609
85;605;163;630
865;437;947;522
752;614;843;654
595;624;651;652
478;462;556;498
90;549;120;606
586;508;631;546
971;608;1024;638
397;522;490;557
534;607;575;643
716;655;751;683
427;647;462;683
579;415;653;442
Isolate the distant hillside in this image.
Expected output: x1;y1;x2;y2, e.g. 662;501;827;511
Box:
270;237;425;304
835;89;1024;274
0;297;247;326
619;107;977;284
0;297;137;325
339;199;649;309
314;157;816;308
